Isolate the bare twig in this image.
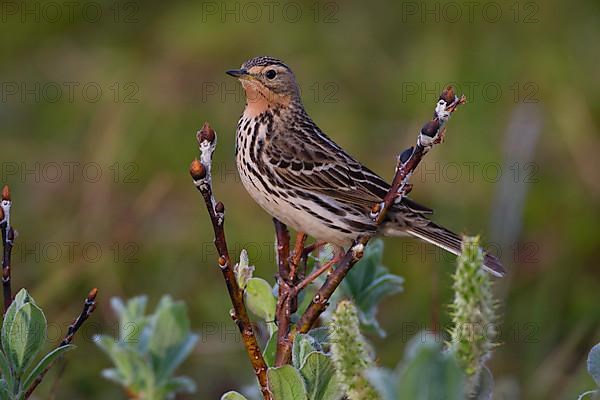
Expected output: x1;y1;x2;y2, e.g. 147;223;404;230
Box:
371;87;466;224
289;233;307;282
273;227;307;366
25;288;98;399
296;239;367;334
293;256;339;294
60;288;98;347
272;220;294;366
1;185;14;313
191;123;271;399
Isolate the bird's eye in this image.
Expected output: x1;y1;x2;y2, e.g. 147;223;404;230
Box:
265;69;277;79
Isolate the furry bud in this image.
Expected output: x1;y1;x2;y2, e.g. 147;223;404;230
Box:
189;159;206;180
197;122;216;144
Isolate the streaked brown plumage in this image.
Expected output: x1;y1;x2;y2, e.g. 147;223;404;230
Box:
226;56;505;277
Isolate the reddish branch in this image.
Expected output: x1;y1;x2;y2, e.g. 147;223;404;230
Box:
60;288;98;346
372;87;466;224
190;123;271;400
273;224;307;366
1;185;14;313
25;288;98;399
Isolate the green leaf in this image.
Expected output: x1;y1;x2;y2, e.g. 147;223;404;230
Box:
95;335;142;387
263;330;278;367
100;368;126;386
158;334;199;382
292;334;317;370
588;343;600;387
111;296;149;346
221;390;249;400
365;368;398;400
22;344;74;393
0;349;13;389
234;249;255;290
2;289;33;355
306;328;329;350
340;240;403;337
397;334;465;400
268;365;308;400
0;380;9;400
148;297;192;381
299;352;342;400
161;375;196;395
244;278;276;328
7;302;47;375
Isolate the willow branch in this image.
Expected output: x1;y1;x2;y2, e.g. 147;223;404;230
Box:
297;86;466;335
190;123;271;400
372;87;466;223
273;226;306;366
25;288;98;399
273;220;292;366
1;185;14;314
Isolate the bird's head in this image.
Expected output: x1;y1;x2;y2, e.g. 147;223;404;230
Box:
226;56;300;113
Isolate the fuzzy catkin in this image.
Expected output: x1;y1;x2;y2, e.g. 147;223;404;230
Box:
449;236;496;392
329;300;380;400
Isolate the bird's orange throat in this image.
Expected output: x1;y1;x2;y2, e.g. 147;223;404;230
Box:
241;80;291;118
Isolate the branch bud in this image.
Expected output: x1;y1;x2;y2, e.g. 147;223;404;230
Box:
399;146;414;163
440;86;455;104
215;201;225;213
218;256;227;267
189;159;206;180
87;288;98;301
197;122;216;144
2;185;10;201
421;119;440;137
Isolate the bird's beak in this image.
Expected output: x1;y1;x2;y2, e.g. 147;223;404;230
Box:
226;68;249;79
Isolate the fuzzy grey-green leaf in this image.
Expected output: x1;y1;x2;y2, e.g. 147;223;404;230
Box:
398;337;465;400
7;302;47;375
588;343;600;387
292;334;317;369
300;352;342;400
221;391;249;400
244;278;276;324
234;249;255;290
263;330;278;367
268;365;308;400
22;344;74;393
2;289;32;356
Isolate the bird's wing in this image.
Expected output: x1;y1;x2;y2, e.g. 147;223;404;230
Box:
264;122;432;214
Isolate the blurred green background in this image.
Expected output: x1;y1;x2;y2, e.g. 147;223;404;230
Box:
1;0;599;398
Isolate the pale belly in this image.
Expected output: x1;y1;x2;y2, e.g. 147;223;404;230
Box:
236;155;355;247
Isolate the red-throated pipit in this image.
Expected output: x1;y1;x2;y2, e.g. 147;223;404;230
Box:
226;56;505;277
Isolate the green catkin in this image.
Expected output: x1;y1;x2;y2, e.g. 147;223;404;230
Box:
329;300;380;400
449;236;496;393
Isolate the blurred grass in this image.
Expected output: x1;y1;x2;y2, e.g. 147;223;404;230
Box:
1;0;599;398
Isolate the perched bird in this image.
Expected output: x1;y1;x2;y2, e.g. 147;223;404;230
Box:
226;56;505;277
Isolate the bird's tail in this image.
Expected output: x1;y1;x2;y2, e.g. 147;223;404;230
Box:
384;219;506;277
